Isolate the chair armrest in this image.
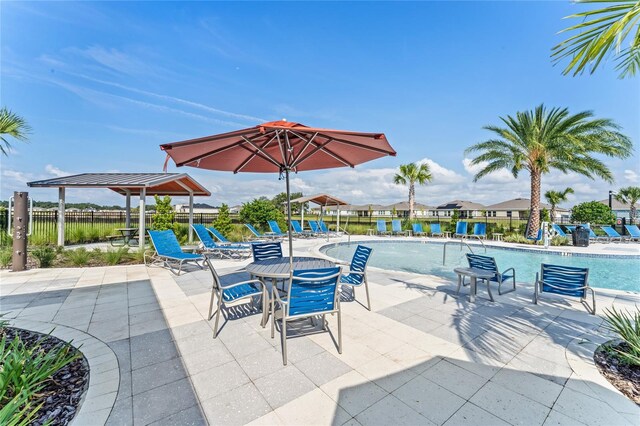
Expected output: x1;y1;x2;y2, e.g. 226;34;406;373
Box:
221;279;264;290
501;267;515;277
335;260;350;266
342;270;365;276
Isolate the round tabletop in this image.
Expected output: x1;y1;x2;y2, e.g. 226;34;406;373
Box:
246;256;335;279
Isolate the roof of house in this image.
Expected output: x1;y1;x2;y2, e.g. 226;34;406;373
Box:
436;200;485;210
385;201;435;211
598;198;640;210
484;198;568;212
27;173;210;197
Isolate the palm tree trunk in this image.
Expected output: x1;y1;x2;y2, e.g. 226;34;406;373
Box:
529;172;541;237
409;183;415;220
631;206;637;225
550;205;556;223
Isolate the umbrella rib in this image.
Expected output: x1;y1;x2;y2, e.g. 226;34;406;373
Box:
236;134;283;171
292;137;355;169
175;143;241;167
289;131;319;166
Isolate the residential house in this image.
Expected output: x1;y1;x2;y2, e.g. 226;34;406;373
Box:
435;200;485;219
484;198;569;221
174;203;219;214
598;198;639;222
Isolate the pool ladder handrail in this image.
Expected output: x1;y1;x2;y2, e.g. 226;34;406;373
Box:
442;238;486;265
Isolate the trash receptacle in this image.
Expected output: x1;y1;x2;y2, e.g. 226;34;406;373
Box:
572;226;590;247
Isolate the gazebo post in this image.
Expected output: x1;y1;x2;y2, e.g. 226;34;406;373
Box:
57;187;65;247
139;188;146;251
125;190;131;228
337;204;341;232
188;191;194;243
301;202;305;228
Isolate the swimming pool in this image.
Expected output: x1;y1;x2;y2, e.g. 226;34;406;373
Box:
321;241;640;292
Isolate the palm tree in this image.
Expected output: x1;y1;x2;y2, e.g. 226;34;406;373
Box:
393;162;433;220
465;104;632;237
552;0;640;79
615;186;640;224
544;188;574;222
0;107;31;155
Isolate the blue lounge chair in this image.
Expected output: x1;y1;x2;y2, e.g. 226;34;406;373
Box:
429;223;444;237
551;223;568;238
584;225;605;242
192;225;251;259
204;257;266;338
319;220;337;236
245;223;279;241
268;220;288;237
412;223;427;237
377;220;390;236
271;267;342;365
600;226;624;243
460;254;516;301
469;223;487;240
308;220;322;235
527;229;543;244
146;230;204;275
338;245;373;310
624;225;640;242
291;220;314;238
391;219;407;236
251;242;283;261
207;226;253;247
454;221;468;239
533;263;595;314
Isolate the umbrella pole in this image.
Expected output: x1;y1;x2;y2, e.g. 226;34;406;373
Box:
285;168;294;269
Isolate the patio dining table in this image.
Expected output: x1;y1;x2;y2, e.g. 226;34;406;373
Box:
246;256;335;325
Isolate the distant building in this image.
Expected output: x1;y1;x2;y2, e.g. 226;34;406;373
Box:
598;199;639;221
324;201;435;218
435;200;485;218
484;198;569;221
174;203;218;214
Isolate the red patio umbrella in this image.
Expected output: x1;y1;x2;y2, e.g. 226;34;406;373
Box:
160;120;396;265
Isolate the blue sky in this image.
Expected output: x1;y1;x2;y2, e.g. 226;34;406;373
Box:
2;1;638;208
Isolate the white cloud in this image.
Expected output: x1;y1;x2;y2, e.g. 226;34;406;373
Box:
45;164;70;177
2;170;32;184
462;157;516;183
418;158;465;184
624;169;639;183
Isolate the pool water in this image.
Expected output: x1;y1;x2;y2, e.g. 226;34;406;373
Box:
321;241;640;292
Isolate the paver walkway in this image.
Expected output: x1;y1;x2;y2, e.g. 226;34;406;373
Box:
1;236;638;425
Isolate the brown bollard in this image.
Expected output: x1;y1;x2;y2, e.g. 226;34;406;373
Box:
12;191;29;272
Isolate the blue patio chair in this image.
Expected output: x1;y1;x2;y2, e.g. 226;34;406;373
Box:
469;223;487;240
338;245;373;310
251;242;283;261
271;267;342;365
624;225;640;242
291;220;314;238
391;219;407;236
430;223;444;237
584;225;605;242
461;254;516;300
551;223;568;238
318;220;337;236
192;225;251;259
533;263;595;314
245;223;279;241
454;221;468;238
377;220;390;236
207;226;252;247
308;220;322;235
600;226;624;243
205;257;266;338
268;220;288;237
145;230;204;275
527;229;543;244
412;223;427;237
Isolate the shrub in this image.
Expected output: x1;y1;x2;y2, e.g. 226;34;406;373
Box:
151;195;175;231
213;203;234;237
550;236;570;246
602;306;640;366
67;248;90;267
0;249;11;269
104;247;129;265
503;234;533;244
239;197;284;230
571;201;615;225
31;247;56;268
0;329;81;425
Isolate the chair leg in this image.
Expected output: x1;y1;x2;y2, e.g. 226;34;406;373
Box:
213;298;223;338
281;318;288;365
456;274;462;294
337;308;342;354
322;314;327;330
364;277;372;311
270;293;276;339
208;289;217;320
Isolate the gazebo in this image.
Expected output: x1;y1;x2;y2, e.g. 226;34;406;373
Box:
27;173;210;248
290;193;349;231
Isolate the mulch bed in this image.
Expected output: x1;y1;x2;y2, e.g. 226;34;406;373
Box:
594;340;640;405
2;327;90;425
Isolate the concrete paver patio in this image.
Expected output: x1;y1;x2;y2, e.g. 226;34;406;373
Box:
1;236;638;425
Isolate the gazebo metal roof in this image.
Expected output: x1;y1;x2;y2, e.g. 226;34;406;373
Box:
27;173;210;197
